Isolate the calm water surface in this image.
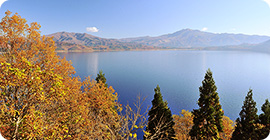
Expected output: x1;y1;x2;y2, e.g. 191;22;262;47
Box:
58;50;270;121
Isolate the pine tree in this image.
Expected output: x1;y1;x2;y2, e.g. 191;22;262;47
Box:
144;85;176;140
259;99;270;126
95;70;108;87
258;99;270;139
189;69;224;140
231;89;260;140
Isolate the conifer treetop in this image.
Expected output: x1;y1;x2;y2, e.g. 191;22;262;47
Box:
190;69;224;140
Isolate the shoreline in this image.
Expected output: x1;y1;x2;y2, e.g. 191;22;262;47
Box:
55;48;198;53
55;47;270;54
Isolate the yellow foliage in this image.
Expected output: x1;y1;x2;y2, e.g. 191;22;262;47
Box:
0;10;77;139
0;10;178;140
173;109;193;140
220;116;235;140
173;110;235;140
133;133;137;138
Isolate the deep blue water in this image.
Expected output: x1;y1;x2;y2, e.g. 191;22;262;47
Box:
58;50;270;123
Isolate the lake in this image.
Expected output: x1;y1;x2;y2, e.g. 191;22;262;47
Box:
58;50;270;121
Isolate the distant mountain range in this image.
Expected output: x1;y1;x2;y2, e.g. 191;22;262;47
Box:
251;39;270;52
47;29;270;52
120;29;270;48
46;32;155;52
205;38;270;53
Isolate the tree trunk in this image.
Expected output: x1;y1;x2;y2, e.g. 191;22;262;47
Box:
13;117;21;140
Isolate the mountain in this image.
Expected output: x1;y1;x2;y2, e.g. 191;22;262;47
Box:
202;38;270;53
249;39;270;53
46;30;270;52
120;29;270;48
46;32;155;52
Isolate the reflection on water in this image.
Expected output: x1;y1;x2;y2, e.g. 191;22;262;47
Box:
87;53;99;77
60;52;99;78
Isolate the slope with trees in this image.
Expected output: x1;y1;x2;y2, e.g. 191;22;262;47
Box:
0;11;148;140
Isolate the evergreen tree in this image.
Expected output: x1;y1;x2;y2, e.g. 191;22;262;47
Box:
189;69;224;140
95;70;108;87
231;89;260;140
259;99;270;125
145;85;176;140
258;99;270;139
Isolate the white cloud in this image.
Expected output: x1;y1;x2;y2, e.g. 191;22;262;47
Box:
86;27;99;32
0;0;8;8
202;27;208;31
263;0;270;7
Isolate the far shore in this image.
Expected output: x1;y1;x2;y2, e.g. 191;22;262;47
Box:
55;47;269;54
55;48;200;53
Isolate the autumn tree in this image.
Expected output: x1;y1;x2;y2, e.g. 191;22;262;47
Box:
258;99;270;139
0;10;82;139
117;96;148;140
73;77;120;139
220;116;235;140
189;69;224;140
231;89;260;140
173;110;193;140
144;85;176;140
79;77;148;140
0;10;149;140
173;110;234;140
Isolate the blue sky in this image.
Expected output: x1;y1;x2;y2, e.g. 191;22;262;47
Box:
1;0;270;38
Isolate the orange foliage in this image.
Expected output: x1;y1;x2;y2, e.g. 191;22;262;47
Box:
0;10;150;140
0;10;88;139
0;10;126;139
79;77;121;139
82;77;119;116
0;10;78;139
173;110;235;140
220;116;235;140
173;110;193;140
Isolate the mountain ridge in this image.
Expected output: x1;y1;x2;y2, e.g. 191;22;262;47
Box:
119;29;270;48
46;32;155;52
46;29;270;52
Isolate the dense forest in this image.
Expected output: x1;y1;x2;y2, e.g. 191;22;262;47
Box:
0;11;269;140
